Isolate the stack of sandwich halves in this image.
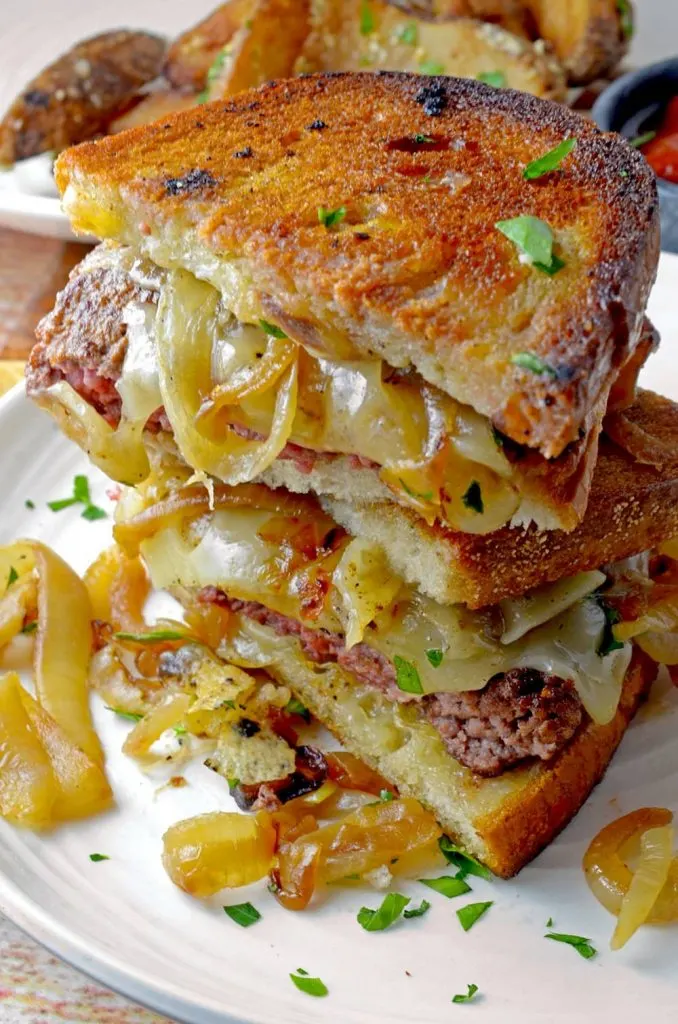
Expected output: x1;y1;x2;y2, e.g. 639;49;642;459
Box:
29;72;678;875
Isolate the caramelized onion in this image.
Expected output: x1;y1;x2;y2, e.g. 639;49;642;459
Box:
333;538;401;648
325;751;396;797
198;333;298;419
122;693;192;759
84;545;150;633
611;825;674;950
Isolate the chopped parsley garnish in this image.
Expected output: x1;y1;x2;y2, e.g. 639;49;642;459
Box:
439;837;492;880
394;655;424;695
399;478;433;501
21;621;37;634
259;319;288;339
89;853;109;862
48;475;106;521
630;130;656;148
452;984;479;1004
7;566;18;587
620;169;629;178
496;215;563;274
397;21;418;46
357;892;410;931
114;629;185;644
290;971;328;997
462;481;484;515
545;931;597;959
420;875;472;899
404;899;431;919
380;789;394;802
523;138;576;180
413;133;434;144
617;0;634;39
223;700;236;710
228;777;240;789
426;649;443;668
456;900;493;931
360;0;374;34
419;60;445;76
318;205;347;228
510;351;558;378
223;902;261;927
546;916;554;928
478;71;506;88
285;697;310;720
595;597;624;657
106;706;144;722
173;723;187;737
25;500;35;509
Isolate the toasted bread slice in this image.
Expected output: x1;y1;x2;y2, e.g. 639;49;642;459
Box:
299;3;565;101
325;390;678;608
215;609;656;876
55;72;658;458
522;0;632;85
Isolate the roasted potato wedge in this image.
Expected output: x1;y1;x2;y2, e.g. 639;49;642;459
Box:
521;0;632;84
164;0;255;91
0;30;167;165
208;0;312;99
110;89;198;133
411;0;531;37
299;2;566;101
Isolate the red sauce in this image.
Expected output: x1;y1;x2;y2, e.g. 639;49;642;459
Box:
641;96;678;184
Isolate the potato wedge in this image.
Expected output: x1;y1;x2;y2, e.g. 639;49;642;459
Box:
20;690;113;822
110;89;198;133
164;0;255;91
414;0;531;38
299;2;566;101
0;30;167;165
521;0;631;84
208;0;312;99
0;673;56;829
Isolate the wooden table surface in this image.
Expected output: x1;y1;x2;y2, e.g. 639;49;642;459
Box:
0;224;174;1023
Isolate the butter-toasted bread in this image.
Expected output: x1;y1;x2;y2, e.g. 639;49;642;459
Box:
55;72;659;459
325;390;678;608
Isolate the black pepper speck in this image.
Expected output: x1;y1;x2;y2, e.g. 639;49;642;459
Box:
234;146;253;158
164;168;216;196
306;119;327;131
415;82;448;117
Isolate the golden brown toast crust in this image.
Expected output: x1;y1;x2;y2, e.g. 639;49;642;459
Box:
55;72;659;458
477;647;656;876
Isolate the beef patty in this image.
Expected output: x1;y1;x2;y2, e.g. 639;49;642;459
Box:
201;590;584;777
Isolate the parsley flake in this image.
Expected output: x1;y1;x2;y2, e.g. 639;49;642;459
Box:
413;133;434;144
426;648;443;668
25;500;35;509
89;853;109;862
358;892;410;931
318;205;347;228
420;875;472;899
404;899;431;919
399;478;434;501
630;130;656;148
478;71;506;88
496;215;563;274
510;351;558;378
524;138;576;180
420;60;445;76
258;319;288;339
21;621;37;634
462;481;484;515
452;984;479;1004
595;597;624;657
617;0;634;39
7;566;18;587
545;931;597;959
394;655;424;695
360;0;374;34
106;706;144;722
285;697;310;720
546;916;554;928
457;900;493;931
290;971;328;997
82;505;107;521
223;902;261;927
48;475;106;520
439;837;492;880
397;21;418;45
114;629;185;644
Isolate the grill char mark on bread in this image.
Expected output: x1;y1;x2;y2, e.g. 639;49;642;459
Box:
54;71;659;458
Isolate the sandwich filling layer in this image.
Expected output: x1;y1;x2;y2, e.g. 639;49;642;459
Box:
115;483;645;779
29;244;638;534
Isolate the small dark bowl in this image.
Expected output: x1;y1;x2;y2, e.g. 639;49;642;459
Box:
593;57;678;253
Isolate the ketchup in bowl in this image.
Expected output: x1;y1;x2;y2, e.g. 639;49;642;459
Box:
641;97;678;185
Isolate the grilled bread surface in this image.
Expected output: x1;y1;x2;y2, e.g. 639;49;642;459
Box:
55;72;659;458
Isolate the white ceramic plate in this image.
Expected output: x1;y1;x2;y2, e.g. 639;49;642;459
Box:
1;0;678;241
0;252;678;1023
